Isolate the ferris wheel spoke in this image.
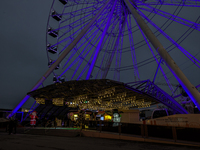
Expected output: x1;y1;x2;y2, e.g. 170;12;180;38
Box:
60;7;111;64
57;12;98;39
118;21;125;80
138;5;200;31
54;18;94;49
94;9;121;41
95;14;121;79
59;10;98;25
57;3;106;39
120;3;162;37
114;18;125;81
62;3;102;16
129;14;140;81
67;0;106;4
121;4;192;53
112;10;126;80
136;0;200;7
138;9;200;68
96;2;164;53
58;18;94;47
77;65;90;80
124;0;200;110
56;20;90;45
86;0;118;80
162;56;200;84
57;5;111;47
77;41;101;80
70;25;107;80
121;16;199;70
60;2;104;23
61;18;105;71
94;7;123;77
60;31;101;80
61;11;110;79
124;6;140;81
114;33;123;81
47;0;113;79
61;47;78;69
102;12;126;79
113;3;127;80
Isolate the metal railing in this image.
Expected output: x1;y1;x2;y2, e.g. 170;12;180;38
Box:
84;120;200;143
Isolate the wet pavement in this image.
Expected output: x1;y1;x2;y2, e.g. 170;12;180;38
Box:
0;132;199;150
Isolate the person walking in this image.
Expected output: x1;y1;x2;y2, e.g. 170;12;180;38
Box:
13;119;18;134
8;118;14;135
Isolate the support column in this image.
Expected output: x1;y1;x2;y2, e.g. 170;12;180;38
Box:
7;0;112;119
124;0;200;111
86;0;117;80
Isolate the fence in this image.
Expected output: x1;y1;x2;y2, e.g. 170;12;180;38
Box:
84;120;200;143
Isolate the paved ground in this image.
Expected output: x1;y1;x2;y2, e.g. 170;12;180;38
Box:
0;132;199;150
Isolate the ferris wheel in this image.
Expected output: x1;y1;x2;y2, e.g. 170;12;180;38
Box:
46;0;200;95
7;0;200;118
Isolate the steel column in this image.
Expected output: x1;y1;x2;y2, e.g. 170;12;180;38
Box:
124;0;200;111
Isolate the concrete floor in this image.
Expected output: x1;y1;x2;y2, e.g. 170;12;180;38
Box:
0;132;199;150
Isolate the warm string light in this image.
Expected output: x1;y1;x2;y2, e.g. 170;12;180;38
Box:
52;98;64;106
67;96;151;109
53;87;152;109
137;101;151;108
98;87;115;99
74;95;88;101
36;98;45;104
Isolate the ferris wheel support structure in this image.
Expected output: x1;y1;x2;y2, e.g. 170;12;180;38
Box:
7;0;112;119
7;0;200;118
124;0;200;111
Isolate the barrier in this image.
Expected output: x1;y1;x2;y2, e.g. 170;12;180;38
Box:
84;120;200;146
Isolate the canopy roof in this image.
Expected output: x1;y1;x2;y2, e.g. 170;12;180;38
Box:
28;79;158;110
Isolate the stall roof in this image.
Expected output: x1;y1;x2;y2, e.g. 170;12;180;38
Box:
28;79;158;109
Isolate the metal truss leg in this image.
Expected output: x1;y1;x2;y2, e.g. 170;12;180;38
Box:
124;0;200;111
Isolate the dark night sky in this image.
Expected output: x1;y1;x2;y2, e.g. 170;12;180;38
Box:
0;0;200;109
0;0;53;109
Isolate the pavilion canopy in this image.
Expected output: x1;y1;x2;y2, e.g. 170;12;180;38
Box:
27;79;158;110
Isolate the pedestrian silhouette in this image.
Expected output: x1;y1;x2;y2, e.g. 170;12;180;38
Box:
13;119;18;134
8;118;14;135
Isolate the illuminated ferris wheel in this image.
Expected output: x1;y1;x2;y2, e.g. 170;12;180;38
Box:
8;0;200;118
46;0;200;95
